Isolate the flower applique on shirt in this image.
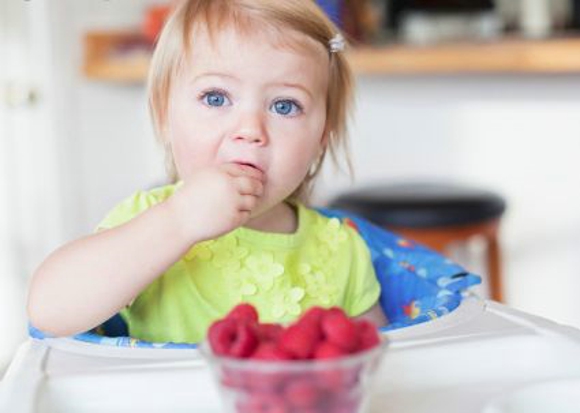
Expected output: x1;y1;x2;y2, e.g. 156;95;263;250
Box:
270;287;306;319
318;217;348;249
242;251;285;291
315;217;349;262
211;236;249;274
298;263;338;306
180;210;358;320
193;235;285;302
231;250;286;302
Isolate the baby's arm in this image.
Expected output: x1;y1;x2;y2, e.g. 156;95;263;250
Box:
27;163;264;337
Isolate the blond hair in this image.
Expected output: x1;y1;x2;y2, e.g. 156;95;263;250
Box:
148;0;354;201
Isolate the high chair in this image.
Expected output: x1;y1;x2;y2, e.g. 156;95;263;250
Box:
329;182;507;302
11;211;580;413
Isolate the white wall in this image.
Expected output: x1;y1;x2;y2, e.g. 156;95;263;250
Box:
317;75;580;328
58;0;166;238
0;0;61;371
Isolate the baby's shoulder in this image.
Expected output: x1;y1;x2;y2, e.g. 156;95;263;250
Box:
97;183;178;230
118;184;176;212
302;205;368;249
144;182;179;204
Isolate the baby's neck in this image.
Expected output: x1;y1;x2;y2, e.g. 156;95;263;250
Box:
244;202;298;234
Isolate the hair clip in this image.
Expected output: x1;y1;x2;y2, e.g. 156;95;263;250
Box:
329;33;345;53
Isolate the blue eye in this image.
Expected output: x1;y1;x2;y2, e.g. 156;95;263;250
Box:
271;99;302;116
202;91;230;107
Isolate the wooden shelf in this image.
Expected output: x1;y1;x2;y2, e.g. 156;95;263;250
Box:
349;37;580;75
83;31;151;83
83;31;580;82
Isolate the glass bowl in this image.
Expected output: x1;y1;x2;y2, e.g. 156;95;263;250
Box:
199;338;387;413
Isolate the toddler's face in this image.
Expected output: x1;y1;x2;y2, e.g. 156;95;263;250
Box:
166;25;329;215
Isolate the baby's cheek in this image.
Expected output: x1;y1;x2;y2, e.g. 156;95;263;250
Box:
171;141;193;172
278;159;314;192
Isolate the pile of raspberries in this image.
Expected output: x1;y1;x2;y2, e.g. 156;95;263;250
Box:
206;303;382;413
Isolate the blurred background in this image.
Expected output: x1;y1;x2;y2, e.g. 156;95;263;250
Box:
2;0;580;373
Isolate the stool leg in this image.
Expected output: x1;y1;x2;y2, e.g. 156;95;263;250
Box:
487;235;503;302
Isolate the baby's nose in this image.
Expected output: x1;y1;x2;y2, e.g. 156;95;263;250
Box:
232;111;268;145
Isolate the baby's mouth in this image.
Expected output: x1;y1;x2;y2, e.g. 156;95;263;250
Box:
234;161;263;173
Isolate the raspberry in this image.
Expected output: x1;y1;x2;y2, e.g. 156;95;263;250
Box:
245;369;286;395
356;320;380;351
316;365;359;393
251;342;291;361
291;409;319;413
207;319;238;356
207;318;258;358
278;323;321;359
255;323;284;343
247;344;292;394
283;378;323;408
313;341;347;360
226;303;259;323
229;322;259;358
321;308;359;353
299;306;325;328
236;393;289;413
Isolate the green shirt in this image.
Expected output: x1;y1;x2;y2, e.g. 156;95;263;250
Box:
98;184;381;343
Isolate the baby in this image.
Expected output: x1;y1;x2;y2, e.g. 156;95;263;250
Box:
28;0;387;343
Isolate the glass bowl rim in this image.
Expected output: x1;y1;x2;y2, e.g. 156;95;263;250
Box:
199;337;388;372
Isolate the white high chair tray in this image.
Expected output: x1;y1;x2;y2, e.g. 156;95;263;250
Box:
2;297;580;413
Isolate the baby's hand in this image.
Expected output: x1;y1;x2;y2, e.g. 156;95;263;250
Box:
168;163;265;244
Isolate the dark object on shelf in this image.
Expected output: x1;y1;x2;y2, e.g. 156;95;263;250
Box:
573;0;580;29
386;0;496;33
329;182;507;302
342;0;381;43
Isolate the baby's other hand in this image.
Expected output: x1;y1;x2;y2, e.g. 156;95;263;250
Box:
168;163;265;244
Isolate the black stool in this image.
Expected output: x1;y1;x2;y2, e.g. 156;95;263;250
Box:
329;182;507;302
